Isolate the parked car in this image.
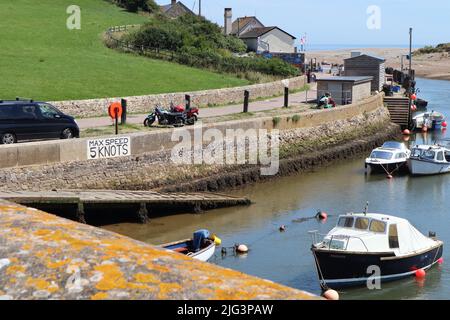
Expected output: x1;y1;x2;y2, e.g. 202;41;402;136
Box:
0;99;79;144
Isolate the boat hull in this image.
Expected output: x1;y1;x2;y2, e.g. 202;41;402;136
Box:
162;240;216;262
366;161;409;174
312;243;443;288
409;158;450;176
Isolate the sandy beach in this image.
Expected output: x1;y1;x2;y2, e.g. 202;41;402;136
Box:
307;48;450;81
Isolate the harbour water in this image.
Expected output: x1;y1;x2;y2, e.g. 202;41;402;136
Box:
105;78;450;300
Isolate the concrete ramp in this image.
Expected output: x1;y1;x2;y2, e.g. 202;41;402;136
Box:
0;190;251;223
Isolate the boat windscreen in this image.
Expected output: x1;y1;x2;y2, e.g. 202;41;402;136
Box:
382;141;403;149
421;150;436;160
371;151;393;160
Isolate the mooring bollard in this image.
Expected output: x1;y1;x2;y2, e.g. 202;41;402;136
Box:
284;87;289;108
243;90;250;113
185;94;191;110
121;99;127;125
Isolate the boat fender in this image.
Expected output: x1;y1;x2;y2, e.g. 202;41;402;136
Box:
387;175;393;180
422;126;428;133
323;289;339;300
402;129;411;135
438;258;444;265
212;235;222;246
415;269;426;278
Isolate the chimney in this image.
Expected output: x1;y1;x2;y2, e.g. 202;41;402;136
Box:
224;8;232;35
171;0;176;5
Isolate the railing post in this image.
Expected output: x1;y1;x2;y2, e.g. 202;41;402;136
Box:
243;90;250;113
185;94;191;110
284;87;289;108
121;99;127;125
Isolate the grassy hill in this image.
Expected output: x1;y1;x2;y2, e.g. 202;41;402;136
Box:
0;0;248;101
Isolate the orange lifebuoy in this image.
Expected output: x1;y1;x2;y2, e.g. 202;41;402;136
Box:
108;102;123;120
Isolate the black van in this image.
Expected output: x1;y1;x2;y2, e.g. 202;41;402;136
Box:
0;99;80;144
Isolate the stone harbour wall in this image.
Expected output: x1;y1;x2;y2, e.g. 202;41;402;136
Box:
0;96;395;192
49;76;307;118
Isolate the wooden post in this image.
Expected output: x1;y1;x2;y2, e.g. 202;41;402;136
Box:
115;108;119;135
243;90;249;113
121;99;127;125
185;94;191;110
284;87;289;108
76;202;86;224
137;203;150;224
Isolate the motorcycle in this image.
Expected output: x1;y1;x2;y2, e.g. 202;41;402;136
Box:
144;103;199;127
169;102;199;125
144;106;186;127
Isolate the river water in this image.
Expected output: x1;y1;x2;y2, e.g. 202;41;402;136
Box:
105;78;450;300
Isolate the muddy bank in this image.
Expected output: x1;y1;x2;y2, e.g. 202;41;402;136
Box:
159;123;400;193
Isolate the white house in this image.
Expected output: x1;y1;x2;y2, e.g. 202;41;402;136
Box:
239;27;296;54
224;9;296;54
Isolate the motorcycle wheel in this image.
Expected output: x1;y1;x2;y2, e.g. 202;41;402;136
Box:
144;117;155;127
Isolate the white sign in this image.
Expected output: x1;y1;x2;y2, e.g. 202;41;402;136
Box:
87;137;131;160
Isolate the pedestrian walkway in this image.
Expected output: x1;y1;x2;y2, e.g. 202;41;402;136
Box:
77;83;317;129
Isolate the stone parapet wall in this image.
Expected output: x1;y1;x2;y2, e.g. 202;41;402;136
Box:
49;76;307;118
0;94;394;192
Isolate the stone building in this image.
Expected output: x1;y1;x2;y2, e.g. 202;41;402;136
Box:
160;0;195;18
223;9;296;54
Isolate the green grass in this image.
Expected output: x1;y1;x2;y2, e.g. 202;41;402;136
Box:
0;0;248;101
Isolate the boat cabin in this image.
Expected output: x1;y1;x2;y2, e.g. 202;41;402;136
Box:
368;141;409;162
411;145;450;163
318;213;436;255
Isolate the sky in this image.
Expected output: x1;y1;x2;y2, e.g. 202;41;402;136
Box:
155;0;449;48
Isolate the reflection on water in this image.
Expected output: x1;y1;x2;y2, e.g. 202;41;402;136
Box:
104;78;450;300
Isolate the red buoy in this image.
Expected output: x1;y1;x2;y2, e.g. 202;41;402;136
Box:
387;175;393;180
415;269;426;278
438;258;444;265
422;126;428;133
402;129;411;135
442;122;448;128
411;94;417;101
318;212;328;220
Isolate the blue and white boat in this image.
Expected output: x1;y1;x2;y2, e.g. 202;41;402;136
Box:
161;230;217;262
310;213;443;289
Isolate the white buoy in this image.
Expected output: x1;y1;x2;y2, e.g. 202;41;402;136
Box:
236;244;249;254
323;289;339;300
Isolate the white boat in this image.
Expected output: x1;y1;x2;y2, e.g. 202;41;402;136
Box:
413;111;445;131
161;230;217;262
365;141;411;174
409;142;450;176
310;212;443;289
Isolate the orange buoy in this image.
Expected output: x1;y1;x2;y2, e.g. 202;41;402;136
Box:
402;129;411;135
415;269;426;278
438;258;444;265
317;212;328;220
323;289;339;300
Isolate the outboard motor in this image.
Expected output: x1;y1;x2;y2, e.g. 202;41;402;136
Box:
192;230;210;252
